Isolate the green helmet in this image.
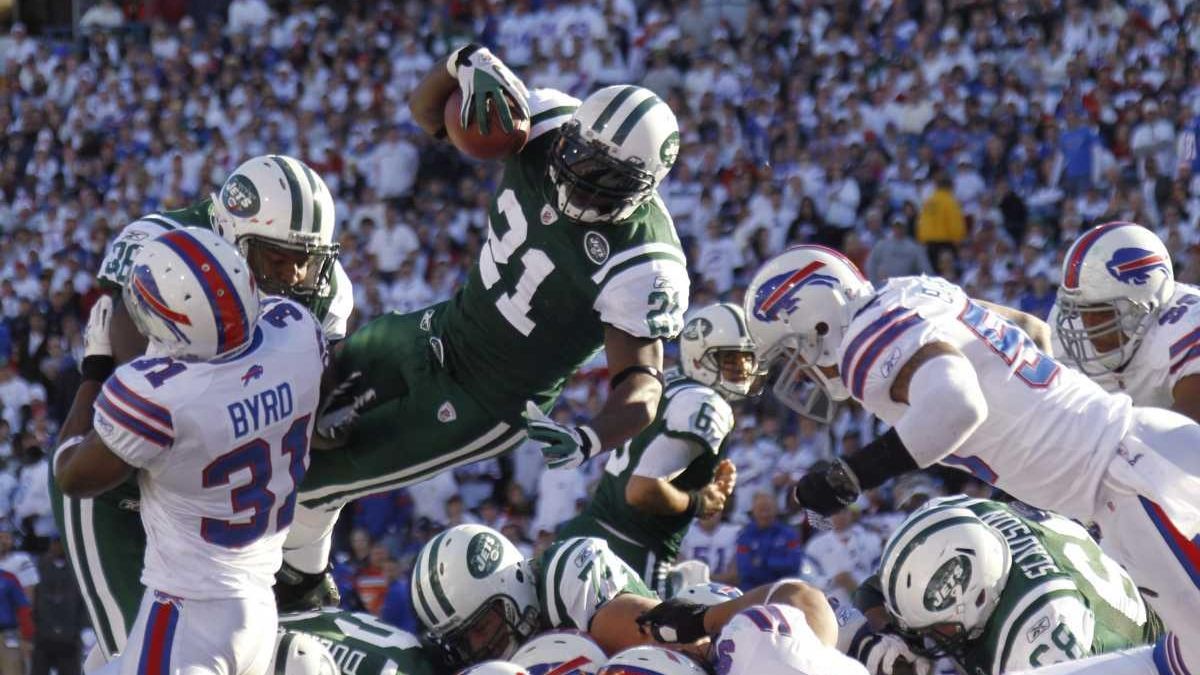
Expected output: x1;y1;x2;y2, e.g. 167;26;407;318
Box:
411;524;540;668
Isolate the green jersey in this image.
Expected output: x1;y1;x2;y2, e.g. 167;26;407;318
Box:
535;536;657;631
278;609;437;675
435;88;690;416
96;197;354;339
582;377;734;560
939;497;1161;674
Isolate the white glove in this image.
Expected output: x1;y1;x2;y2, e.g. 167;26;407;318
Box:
447;44;530;134
861;633;933;675
84;294;114;359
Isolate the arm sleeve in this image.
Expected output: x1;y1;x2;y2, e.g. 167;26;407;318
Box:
892;354;988;468
633;434;704;481
93;369;176;467
593;254;691;339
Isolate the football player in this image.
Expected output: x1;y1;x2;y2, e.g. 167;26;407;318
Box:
53;228;326;674
407;524;834;670
284;44;689;603
865;496;1160;673
1051;222;1200;422
597;646;708;675
48;155;351;666
743;246;1200;667
710;604;870;675
556;302;758;594
277;608;438;675
269;631;340;675
511;630;607;675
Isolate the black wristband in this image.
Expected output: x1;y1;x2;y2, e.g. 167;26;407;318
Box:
685;490;702;518
843;428;918;490
610;365;665;391
81;355;116;383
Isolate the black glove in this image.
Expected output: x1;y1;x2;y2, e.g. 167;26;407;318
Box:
635;598;709;643
315;370;378;447
791;458;862;516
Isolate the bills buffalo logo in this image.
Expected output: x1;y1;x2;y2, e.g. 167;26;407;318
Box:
752;262;838;321
1105;247;1167;285
130;264;192;344
241;364;264;386
527;657;596;675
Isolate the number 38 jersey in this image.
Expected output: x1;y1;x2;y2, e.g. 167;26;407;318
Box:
436;88;690;416
840;277;1131;520
1049;284;1200;409
534;537;656;631
92;298;325;601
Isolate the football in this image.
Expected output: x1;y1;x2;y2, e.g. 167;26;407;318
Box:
444;88;530;161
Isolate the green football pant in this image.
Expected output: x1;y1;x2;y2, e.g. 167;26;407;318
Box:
48;466;143;660
298;303;528;509
557;515;672;596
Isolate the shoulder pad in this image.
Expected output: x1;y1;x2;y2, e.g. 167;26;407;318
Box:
539;537;651;630
663;385;734;453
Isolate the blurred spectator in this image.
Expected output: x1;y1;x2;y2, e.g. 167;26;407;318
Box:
0;524;36;605
735;492;802;590
379;557;418;634
803;506;882;601
0;565;31;675
13;441;52;551
78;1;125;32
865;217;933;284
354;543;393;617
679;511;739;586
1018;273;1058;321
32;536;84;675
917;172;966;263
227;0;273;35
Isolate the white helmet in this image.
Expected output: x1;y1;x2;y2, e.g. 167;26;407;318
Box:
674;582;744;606
457;661;531;675
597;647;706;675
511;630;606;675
412;524;540;668
269;632;339;675
679;303;761;400
743;245;874;423
879;500;1011;658
1056;222;1174;375
210;154;340;300
549;85;679;223
123;227;260;361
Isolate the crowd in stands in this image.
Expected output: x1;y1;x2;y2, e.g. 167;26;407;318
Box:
2;0;1200;653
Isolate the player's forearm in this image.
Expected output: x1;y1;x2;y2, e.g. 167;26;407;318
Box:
625;475;690;516
409;55;457;137
589;379;661;450
58;380;103;442
55;434;132;498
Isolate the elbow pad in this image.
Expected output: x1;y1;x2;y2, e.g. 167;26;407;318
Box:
893;354;987;467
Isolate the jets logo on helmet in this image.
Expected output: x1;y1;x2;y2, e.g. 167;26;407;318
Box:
1105;247;1169;285
924;555;972;612
468;531;506;578
751;263;841;321
221;174;261;218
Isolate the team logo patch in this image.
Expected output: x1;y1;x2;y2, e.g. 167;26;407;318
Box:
1026;615;1052;643
125;230;150;241
419;309;434;332
659;131;680;167
682;317;712;341
429;336;445;366
221;174;260;218
1105;247;1168;285
923;555;972;612
880;347;902;378
466;531;504;578
241;364;264;386
96;415;114;435
541;204;557;225
584;231;610;265
752;263;838;321
437;400;456;423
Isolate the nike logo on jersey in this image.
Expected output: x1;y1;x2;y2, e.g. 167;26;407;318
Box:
228;382;295;439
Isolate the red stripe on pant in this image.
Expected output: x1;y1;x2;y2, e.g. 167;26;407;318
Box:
138;601;177;675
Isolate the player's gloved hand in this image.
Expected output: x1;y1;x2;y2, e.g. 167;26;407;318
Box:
81;295;116;382
524;401;600;471
447;43;529;134
858;633;932;675
791;457;862;516
635;598;709;643
315;371;377;448
694;483;728;519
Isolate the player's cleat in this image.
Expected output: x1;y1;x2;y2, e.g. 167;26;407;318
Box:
275;562;342;613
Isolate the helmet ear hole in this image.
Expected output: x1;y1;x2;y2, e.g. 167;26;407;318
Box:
815;322;829;336
975;589;987;608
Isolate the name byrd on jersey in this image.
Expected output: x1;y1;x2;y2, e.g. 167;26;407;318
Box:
228;382;296;439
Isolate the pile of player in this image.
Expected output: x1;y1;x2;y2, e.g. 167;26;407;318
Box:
48;41;1200;675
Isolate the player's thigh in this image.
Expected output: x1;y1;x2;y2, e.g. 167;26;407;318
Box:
120;592;276;675
300;372;524;507
51;474;144;659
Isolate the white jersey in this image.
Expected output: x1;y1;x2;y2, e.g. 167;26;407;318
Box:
93;297;325;601
840;277;1131;520
679;523;740;577
714;604;868;675
1049;284;1200;408
0;551;37;589
98;211;355;340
